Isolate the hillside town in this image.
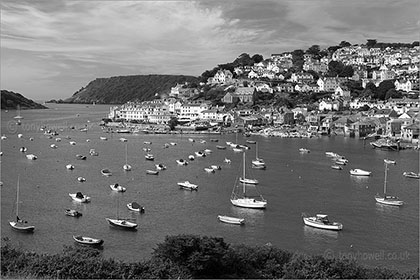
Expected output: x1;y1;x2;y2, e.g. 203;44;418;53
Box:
108;43;420;145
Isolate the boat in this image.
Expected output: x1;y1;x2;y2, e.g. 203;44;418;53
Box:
375;161;404;206
370;138;399;150
239;177;259;185
384;159;396;165
210;165;221;170
334;159;347;165
195;151;206;157
204;167;215;173
117;129;130;134
101;169;112;176
224;158;231;164
75;154;87;160
66;164;75;170
26;154;37;160
325;151;339;157
20;147;27;152
188;155;195;160
55;137;61;142
231;152;267;209
65;209;82;217
349;169;371;176
79;127;88;132
145;153;154;161
402;171;420;179
77;177;86;182
119;137;128;142
210;139;219;142
251;142;265;168
216;145;227;150
177;181;198;191
106;197;138;229
100;136;107;141
233;147;243;152
299;148;310;153
123;143;132;171
146;169;159;175
170;142;177;146
1;135;6;140
127;202;145;213
89;149;98;156
204;149;212;154
50;144;57;149
246;140;256;144
69;192;91;203
144;141;152;145
200;139;207;144
188;138;195;142
17;133;23;138
302;214;343;231
110;183;126;192
73;235;104;246
143;147;151;152
69;141;76;145
9;177;35;232
217;215;245;225
176;159;188;165
155;163;167;170
331;165;343;170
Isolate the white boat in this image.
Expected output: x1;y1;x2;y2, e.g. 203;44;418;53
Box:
195;151;206;157
155;163;167;170
246;140;256;144
231;152;267;209
217;215;245;225
119;137;128;142
143;147;151;152
178;181;198;191
188;155;195;160
66;209;82;217
375;161;403;206
188;138;195;142
144;141;152;145
17;133;23;138
77;177;86;182
116;129;130;134
101;169;112;176
89;149;98;156
204;167;215;173
50;144;57;149
204;149;212;154
384;159;396;165
20;147;27;152
123;143;132;171
1;135;6;140
302;214;343;231
210;165;221;170
299;148;310;153
110;183;126;192
349;169;371;176
55;137;61;142
224;158;231;164
402;171;420;179
146;169;159;175
127;202;145;213
73;235;103;246
176;159;188;165
75;154;87;160
9;177;35;233
170;142;177;146
335;159;347;165
26;154;37;160
331;165;342;170
232;147;243;152
69;141;76;145
145;153;154;161
69;192;91;203
66;164;74;170
239;177;259;185
100;137;107;141
216;145;227;150
106;218;137;229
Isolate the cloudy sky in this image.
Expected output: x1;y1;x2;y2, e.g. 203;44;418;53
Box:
1;0;418;100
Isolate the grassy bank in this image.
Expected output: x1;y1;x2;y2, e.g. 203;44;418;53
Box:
1;235;418;279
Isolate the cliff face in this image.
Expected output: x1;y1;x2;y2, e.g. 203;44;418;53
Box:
1;90;48;110
64;74;199;104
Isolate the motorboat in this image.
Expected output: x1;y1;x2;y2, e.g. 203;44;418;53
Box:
144;141;152;145
210;139;219;142
349;169;371;176
216;145;227;150
110;184;126;192
26;154;37;160
66;164;75;170
384;159;396;165
176;159;188;165
402;171;420;179
188;138;195;142
177;181;198;191
1;135;6;140
370;139;399;150
170;142;177;146
77;177;86;182
155;163;167;170
123;164;132;171
239;177;259;185
89;149;98;156
105;218;137;229
325;151;339;157
204;149;212;154
69;141;76;145
101;169;112;176
119;137;128;142
188;155;195;161
335;159;347;165
116;129;130;134
99;136;107;141
217;215;245;225
224;158;231;164
246;140;256;144
76;154;87;160
331;165;343;170
50;144;58;149
127;202;145;213
69;192;91;203
302;214;343;231
145;153;154;161
299;148;310;153
20;147;27;152
146;170;159;175
210;165;221;170
73;235;104;246
55;138;61;142
204;167;215;173
65;209;82;217
232;147;243;152
195;151;206;157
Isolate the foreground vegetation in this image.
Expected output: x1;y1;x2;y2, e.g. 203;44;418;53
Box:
1;235;418;279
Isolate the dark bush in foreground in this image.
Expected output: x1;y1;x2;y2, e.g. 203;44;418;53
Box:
1;235;419;279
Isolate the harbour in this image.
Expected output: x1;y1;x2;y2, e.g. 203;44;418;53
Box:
1;103;419;271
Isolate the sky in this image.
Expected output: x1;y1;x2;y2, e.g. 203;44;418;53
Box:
1;0;419;100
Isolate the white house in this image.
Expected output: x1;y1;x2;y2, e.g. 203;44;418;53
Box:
394;79;412;92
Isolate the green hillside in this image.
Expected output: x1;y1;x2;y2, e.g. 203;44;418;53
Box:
1;90;47;110
64;74;199;104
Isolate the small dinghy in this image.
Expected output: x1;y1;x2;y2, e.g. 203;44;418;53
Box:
26;154;37;160
66;209;82;217
146;170;159;175
101;169;112;176
73;235;104;246
77;177;86;182
127;202;145;213
217;215;245;225
69;192;91;203
110;183;126;192
66;164;75;170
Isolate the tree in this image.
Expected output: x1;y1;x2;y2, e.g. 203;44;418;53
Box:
339;65;354;77
168;117;178;131
385;89;402;100
306;45;320;57
291;49;305;70
366;39;377;48
251;54;264;64
327;61;344;77
376;80;395;100
339;41;351;48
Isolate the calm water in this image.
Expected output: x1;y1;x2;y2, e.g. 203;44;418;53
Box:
1;104;419;271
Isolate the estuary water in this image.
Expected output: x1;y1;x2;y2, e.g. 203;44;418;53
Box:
1;104;418;271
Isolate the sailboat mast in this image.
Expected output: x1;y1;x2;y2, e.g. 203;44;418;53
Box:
383;163;388;195
125;143;128;165
16;176;20;218
242;152;246;195
256;142;258;159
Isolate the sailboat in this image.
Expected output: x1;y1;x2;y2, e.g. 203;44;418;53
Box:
14;105;23;125
231;152;267;209
375;160;403;206
123;143;132;171
9;177;35;232
251;141;266;169
106;196;138;229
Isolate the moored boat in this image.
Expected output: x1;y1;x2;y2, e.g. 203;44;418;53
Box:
239;177;259;185
76;154;87;160
195;151;206;157
375;161;403;206
66;209;82;217
146;169;159;175
69;192;91;203
26;154;37;160
224;158;231;164
145;153;154;161
20;147;27;152
105;218;138;229
177;181;198;191
73;235;104;246
331;165;342;170
89;149;98;156
77;177;86;182
217;215;245;225
302;214;343;231
155;163;167;170
204;167;215;173
402;171;420;179
210;165;221;170
127;202;145;213
216;145;227;150
66;164;75;170
101;169;112;176
176;159;188;165
384;159;396;165
299;148;310;153
350;169;371;176
110;183;126;192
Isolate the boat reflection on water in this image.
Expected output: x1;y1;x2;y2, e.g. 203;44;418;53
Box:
349;175;370;186
303;226;339;241
375;202;402;214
